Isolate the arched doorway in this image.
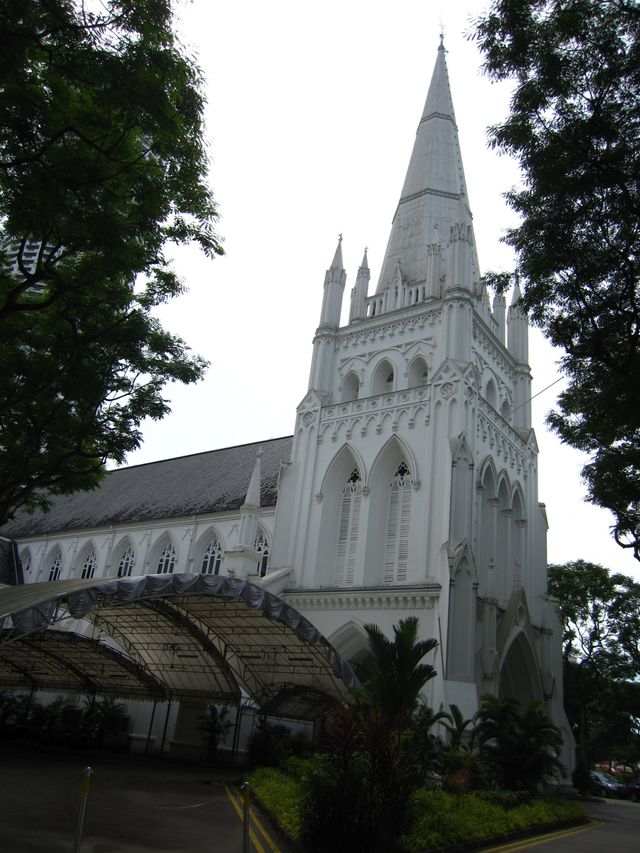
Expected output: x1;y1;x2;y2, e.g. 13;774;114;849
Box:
499;631;543;707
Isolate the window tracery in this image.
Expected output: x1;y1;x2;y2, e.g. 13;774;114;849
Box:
48;551;63;581
254;532;270;577
156;541;176;574
117;545;135;578
81;549;97;579
202;537;223;575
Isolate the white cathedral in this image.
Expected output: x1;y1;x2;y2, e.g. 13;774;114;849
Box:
4;42;572;762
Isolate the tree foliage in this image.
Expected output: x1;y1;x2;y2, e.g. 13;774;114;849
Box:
361;616;438;730
474;695;565;791
0;0;222;524
548;560;640;766
474;0;640;559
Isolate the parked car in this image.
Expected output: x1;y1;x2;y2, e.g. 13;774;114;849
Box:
626;778;640;803
589;770;627;799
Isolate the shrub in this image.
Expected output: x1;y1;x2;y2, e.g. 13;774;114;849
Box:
300;706;414;853
474;696;566;791
398;789;584;853
248;767;303;842
247;718;292;768
436;747;491;794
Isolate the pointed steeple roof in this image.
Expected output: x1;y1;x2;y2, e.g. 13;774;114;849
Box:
376;40;480;293
331;234;344;270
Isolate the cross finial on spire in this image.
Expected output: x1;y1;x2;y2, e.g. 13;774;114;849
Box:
439;23;445;50
338;233;343;243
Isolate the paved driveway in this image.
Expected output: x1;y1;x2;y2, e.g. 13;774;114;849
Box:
0;746;287;852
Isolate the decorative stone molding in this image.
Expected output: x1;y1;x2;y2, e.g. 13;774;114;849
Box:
473;321;516;382
283;584;441;613
477;400;530;475
318;388;431;444
336;307;440;350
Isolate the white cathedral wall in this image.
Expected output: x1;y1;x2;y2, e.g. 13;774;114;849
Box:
18;508;277;584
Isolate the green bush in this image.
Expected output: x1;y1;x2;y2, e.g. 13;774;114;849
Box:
248;767;303;841
250;767;584;853
300;707;415;853
398;789;584;852
474;789;533;809
247;717;313;769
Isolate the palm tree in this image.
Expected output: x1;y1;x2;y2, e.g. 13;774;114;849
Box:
442;703;474;749
363;617;438;729
474;695;566;791
409;703;452;781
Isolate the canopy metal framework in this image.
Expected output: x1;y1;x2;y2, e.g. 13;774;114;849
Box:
0;574;358;720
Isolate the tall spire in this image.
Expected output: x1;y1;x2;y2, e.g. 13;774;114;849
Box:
376;41;480;294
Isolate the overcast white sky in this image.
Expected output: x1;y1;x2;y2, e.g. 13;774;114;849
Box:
124;0;639;580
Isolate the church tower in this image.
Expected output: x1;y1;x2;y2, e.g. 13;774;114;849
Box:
272;40;571;756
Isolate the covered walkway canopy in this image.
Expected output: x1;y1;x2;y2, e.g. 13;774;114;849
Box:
0;573;358;720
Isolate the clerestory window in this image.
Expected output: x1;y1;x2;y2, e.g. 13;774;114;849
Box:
48;551;63;581
81;549;97;579
254;532;270;577
202;537;223;575
156;542;176;574
117;546;135;578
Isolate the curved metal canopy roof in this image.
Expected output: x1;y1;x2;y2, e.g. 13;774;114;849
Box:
0;574;358;719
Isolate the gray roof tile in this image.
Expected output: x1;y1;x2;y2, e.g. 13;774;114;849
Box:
1;436;293;537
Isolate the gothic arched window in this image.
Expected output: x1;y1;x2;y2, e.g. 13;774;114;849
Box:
117;545;135;578
408;356;429;388
20;549;31;575
156;542;176;574
202;537;223;575
48;549;63;581
372;360;394;396
335;467;362;586
81;549;97;579
341;372;359;403
383;461;412;584
254;532;270;577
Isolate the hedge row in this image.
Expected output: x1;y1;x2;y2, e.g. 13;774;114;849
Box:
248;767;584;852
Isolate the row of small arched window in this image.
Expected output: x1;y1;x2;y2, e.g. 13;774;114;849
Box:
21;531;271;583
341;356;429;403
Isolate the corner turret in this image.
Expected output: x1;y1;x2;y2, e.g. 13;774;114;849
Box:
507;276;532;429
349;248;370;322
308;237;347;395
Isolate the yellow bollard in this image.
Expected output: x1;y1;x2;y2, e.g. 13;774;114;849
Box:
72;766;93;853
240;781;250;852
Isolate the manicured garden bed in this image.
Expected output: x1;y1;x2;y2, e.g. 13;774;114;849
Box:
248;767;584;853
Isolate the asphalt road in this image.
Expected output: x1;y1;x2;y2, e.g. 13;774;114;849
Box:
3;745;639;853
0;746;286;852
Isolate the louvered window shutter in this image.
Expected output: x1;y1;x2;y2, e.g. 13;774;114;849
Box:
335;468;362;585
384;462;412;583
